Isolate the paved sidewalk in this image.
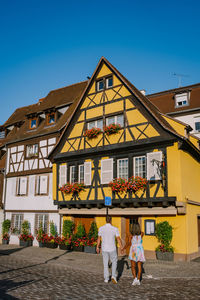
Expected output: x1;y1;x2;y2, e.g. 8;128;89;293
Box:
0;245;200;299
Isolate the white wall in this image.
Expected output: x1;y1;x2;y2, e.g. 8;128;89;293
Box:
5;173;55;211
175;113;200;138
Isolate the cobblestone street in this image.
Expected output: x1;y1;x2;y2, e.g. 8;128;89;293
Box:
0;245;200;300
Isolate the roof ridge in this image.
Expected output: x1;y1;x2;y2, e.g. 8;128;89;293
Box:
148;82;200;97
47;80;88;94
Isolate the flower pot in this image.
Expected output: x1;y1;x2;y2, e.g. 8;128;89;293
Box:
2;239;9;245
46;243;58;249
156;251;174;261
84;246;97;254
72;245;84;252
38;242;46;248
59;244;71;250
19;240;33;247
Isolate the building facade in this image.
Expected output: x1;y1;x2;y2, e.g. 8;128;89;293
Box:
50;57;200;261
1;81;87;244
148;83;200;139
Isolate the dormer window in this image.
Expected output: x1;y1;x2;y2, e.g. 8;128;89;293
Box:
30;118;37;129
47;113;55;125
0;131;5;139
175;92;189;108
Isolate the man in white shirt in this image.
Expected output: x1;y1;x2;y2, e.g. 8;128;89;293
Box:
96;215;123;283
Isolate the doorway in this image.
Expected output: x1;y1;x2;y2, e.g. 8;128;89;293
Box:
73;216;94;234
198;217;200;248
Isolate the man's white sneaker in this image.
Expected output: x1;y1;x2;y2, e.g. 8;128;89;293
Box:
111;277;117;284
104;279;109;283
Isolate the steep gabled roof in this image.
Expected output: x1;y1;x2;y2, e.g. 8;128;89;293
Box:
1;80;88;146
148;83;200;115
49;57;200;160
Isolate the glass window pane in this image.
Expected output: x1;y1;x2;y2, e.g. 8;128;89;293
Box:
88;121;95;129
107;116;115;125
97;80;104;91
106;77;113;88
97;119;103;130
31;119;36;128
117;115;124;126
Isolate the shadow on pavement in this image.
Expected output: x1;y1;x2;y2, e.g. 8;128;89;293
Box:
0;247;25;256
117;257;130;280
0;278;34;300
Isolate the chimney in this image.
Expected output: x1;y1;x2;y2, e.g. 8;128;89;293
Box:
140;89;146;95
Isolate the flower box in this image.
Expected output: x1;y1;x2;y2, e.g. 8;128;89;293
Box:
19;240;33;247
59;244;71;250
38;242;46;248
84;128;102;139
104;124;121;136
84;246;97;254
46;243;58;249
156;251;174;261
2;239;9;245
72;245;84;252
59;182;85;194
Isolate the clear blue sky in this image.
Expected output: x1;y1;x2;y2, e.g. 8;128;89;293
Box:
0;0;200;125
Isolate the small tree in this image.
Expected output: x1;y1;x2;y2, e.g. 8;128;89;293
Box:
76;223;86;238
88;222;98;240
50;221;57;237
21;220;30;235
62;220;74;238
2;219;11;235
155;221;174;252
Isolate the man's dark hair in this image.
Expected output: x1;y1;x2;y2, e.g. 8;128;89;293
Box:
106;215;112;223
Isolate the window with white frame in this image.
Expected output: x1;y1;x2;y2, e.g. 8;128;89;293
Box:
70;166;76;184
16;177;28;196
35;175;48;195
106;76;113;88
106;114;124;127
175;92;189;107
26;144;38;158
35;214;48;235
78;165;84;183
87;119;103;130
133;156;146;178
96;79;104;91
195;122;200;132
11;214;23;234
117;158;128;180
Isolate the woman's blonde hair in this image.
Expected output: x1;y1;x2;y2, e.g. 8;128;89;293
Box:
130;223;141;236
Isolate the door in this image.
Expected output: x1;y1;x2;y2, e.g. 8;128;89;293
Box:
74;216;94;234
125;216;139;255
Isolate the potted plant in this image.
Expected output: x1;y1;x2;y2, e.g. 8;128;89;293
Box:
84;222;98;254
84;128;102;139
19;220;34;247
155;221;174;261
58;236;72;250
104;124;121;136
127;176;148;193
72;223;86;251
45;221;58;249
36;222;47;247
2;219;11;245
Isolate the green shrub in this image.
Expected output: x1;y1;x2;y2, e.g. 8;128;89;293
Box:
50;221;57;237
88;221;98;240
76;223;86;238
62;220;74;238
2;219;11;235
155;221;174;253
21;220;30;235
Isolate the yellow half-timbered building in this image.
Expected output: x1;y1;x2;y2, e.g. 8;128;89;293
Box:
49;57;200;261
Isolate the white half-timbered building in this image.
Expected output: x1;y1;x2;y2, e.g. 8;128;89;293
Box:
1;81;87;244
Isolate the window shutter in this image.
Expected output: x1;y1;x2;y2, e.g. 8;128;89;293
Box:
20;177;27;195
147;151;162;180
84;161;91;186
59;164;67;187
101;158;113;184
16;178;20;195
35;176;40;195
39;175;48;194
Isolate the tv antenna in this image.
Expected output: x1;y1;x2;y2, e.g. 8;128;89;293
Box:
172;73;189;88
